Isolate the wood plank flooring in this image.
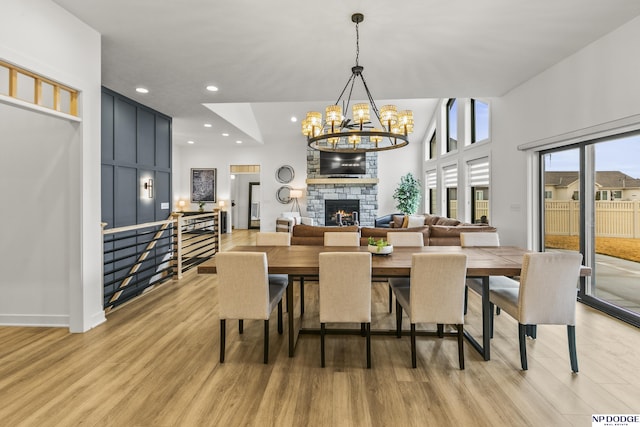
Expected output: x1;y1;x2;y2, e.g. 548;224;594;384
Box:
1;229;638;426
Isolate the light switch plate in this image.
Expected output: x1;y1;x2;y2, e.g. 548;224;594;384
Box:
161;202;169;209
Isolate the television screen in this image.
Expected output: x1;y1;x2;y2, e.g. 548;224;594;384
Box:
319;152;366;175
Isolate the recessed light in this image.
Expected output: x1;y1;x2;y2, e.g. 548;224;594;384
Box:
236;140;242;144
222;133;229;137
136;87;149;94
187;140;195;144
230;175;236;179
204;123;212;128
206;85;219;92
291;116;297;122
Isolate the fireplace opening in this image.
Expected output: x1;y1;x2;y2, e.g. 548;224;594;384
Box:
325;199;360;226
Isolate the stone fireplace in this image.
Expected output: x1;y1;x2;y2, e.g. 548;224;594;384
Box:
325;199;360;226
305;149;378;226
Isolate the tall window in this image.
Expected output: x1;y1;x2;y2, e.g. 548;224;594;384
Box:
443;165;458;218
541;134;640;327
446;99;458;152
471;99;489;143
468;158;490;223
428;132;437;160
426;170;437;214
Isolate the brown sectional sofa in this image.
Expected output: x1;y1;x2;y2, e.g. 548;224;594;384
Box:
291;222;496;247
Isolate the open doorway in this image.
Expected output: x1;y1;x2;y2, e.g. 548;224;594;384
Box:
229;165;260;230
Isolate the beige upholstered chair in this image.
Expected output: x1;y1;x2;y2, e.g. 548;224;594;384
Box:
393;253;467;369
386;232;425;312
489;251;583;371
319;252;372;368
256;231;291;246
324;231;360;246
460;232;517;317
216;252;287;364
255;231;291;307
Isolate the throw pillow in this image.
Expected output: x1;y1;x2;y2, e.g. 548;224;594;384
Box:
392;215;405;228
401;215;409;228
407;214;425;228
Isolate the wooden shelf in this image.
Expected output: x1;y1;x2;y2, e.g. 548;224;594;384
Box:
306;178;379;185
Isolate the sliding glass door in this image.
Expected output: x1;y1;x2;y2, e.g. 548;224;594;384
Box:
541;134;640;326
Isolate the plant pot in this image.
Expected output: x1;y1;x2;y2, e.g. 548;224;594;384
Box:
368;244;393;255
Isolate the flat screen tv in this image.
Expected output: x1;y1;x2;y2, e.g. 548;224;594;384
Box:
319;152;366;176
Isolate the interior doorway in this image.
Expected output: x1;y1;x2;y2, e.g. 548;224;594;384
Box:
229;165;260;230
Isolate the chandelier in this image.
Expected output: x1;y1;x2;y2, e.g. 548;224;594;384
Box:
302;13;413;153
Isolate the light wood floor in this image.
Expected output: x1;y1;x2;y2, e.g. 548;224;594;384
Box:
1;230;638;426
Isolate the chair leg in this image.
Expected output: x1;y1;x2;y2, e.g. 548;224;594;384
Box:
320;323;326;368
489;302;495;339
277;300;283;334
411;323;417;368
300;277;305;316
463;286;468;315
264;319;269;364
568;325;579;373
395;300;402;338
527;325;537;339
220;319;226;363
437;324;444;338
239;319;243;334
457;324;465;370
361;323;366;337
388;285;393;313
496;307;501;315
518;323;528;370
366;323;371;369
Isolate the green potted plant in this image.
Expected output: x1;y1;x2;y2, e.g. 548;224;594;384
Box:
367;237;393;255
393;173;422;215
198;201;205;212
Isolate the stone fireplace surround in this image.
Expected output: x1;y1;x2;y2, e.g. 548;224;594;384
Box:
305;149;378;226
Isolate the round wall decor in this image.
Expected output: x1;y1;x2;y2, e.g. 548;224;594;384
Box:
276;165;295;183
276;185;293;204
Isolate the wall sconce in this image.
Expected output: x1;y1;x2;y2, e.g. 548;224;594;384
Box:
219;200;226;210
289;189;303;214
178;200;186;211
143;179;154;198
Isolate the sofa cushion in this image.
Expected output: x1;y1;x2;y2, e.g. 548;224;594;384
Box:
423;214;441;226
407;214;426;228
391;215;405;228
435;217;462;226
291;224;360;245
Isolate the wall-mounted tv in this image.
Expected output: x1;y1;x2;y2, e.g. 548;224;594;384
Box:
319;152;366;176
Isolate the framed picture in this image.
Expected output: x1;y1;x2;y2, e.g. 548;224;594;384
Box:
191;168;217;203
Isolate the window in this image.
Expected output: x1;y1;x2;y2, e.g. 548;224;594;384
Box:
428;132;437;160
468;158;489;223
545;190;553;199
541;133;640;327
446;99;458;152
426;170;437;214
443;165;458;218
471;99;489;143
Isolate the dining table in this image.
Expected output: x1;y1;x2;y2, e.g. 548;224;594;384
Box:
197;245;591;360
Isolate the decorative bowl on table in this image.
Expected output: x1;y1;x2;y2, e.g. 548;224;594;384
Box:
368;244;393;255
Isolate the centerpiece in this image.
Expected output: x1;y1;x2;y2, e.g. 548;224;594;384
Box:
367;237;393;255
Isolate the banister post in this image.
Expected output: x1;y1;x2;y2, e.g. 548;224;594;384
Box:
171;213;184;279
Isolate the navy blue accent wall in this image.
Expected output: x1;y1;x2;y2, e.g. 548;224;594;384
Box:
101;87;172;228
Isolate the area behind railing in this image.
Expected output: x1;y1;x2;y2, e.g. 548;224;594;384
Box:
102;211;220;312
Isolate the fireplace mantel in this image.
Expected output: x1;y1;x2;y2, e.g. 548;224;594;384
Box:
306;178;379;185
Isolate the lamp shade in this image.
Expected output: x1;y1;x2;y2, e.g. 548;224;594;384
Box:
219;200;225;207
289;190;303;199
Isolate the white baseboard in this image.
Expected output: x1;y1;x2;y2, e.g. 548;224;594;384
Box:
0;314;69;328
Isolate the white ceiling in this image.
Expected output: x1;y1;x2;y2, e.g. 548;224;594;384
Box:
52;0;640;148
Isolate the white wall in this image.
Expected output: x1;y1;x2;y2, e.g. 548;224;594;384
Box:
0;0;103;331
491;15;640;247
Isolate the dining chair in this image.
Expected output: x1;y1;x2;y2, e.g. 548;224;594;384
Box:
489;251;583;371
256;231;292;311
386;232;425;313
216;252;287;364
319;252;372;368
323;231;360;246
393;253;467;369
460;232;517;318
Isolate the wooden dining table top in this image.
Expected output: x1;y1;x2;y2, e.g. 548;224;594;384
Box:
197;245;591;277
